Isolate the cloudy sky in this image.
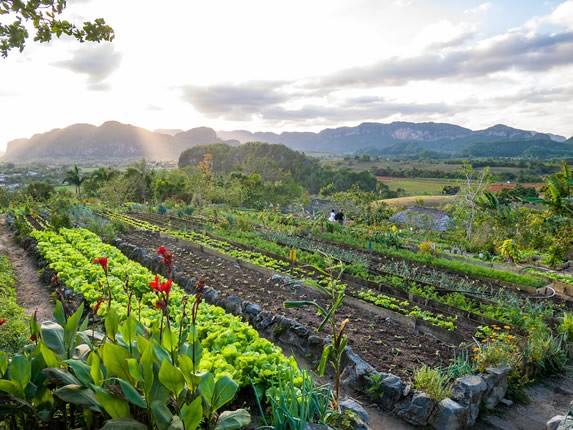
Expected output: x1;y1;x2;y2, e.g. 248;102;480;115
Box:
1;0;573;150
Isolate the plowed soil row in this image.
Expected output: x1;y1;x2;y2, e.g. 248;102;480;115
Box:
119;229;465;380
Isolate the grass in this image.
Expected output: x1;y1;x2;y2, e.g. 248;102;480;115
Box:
381;195;456;208
379;178;459;196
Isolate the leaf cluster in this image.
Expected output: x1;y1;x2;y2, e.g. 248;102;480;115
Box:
1;0;114;57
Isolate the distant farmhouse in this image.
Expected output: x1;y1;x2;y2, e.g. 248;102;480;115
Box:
390;206;452;231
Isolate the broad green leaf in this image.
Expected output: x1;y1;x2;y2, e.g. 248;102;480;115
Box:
127;358;143;383
215;409;251;430
211;375;238;413
284;300;327;317
137;334;150;353
90;352;103;386
318;345;332;376
95;386;131;418
158;360;185;397
54;384;103;413
0;380;19;395
79;314;90;332
141;342;155;399
9;354;31;393
42;368;80;386
198;372;214;406
119;315;139;350
118;378;146;409
64;303;84;354
64;359;92;387
53;300;66;326
39;342;61;368
0;351;7;377
41;321;65;357
180;396;202;430
101;418;147;429
151;399;173;430
154;342;172;365
178;355;197;388
100;342;131;380
105;307;120;341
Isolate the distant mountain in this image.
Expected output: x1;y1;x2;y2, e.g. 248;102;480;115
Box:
219;122;569;155
3;122;226;163
2;120;570;163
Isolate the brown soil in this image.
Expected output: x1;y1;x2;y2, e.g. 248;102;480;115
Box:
120;230;466;379
0;216;53;323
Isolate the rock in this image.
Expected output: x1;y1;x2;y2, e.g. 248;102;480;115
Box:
482;367;510;410
340;347;376;394
223;295;241;315
557;417;573;430
203;287;219;303
429;398;468;430
364;371;403;410
394;392;435;426
548;416;566;430
340;397;369;424
245;303;261;316
451;374;486;426
500;398;513;407
304;424;334;430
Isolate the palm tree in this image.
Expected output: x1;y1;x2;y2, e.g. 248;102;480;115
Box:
526;161;573;216
63;165;85;198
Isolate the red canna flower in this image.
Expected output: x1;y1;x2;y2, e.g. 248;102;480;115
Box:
159;279;173;295
149;275;160;291
93;257;108;276
0;318;6;326
157;246;174;276
30;335;37;342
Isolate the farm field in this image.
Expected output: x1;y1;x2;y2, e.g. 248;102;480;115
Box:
377;177;457;196
4;201;573;430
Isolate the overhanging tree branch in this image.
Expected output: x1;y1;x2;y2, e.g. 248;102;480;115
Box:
0;0;114;57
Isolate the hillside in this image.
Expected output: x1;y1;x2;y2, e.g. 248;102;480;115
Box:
2;122;226;163
2;120;570;163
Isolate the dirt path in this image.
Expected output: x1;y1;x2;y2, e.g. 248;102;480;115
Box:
473;366;573;430
0;216;53;323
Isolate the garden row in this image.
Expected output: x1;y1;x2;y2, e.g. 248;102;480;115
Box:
121;211;565;339
102;210;486;341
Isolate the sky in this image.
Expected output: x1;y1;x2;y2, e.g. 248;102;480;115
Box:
1;0;573;151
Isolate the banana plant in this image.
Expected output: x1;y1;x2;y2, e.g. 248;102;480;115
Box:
284;255;349;411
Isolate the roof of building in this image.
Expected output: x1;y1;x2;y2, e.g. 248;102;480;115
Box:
390;206;452;231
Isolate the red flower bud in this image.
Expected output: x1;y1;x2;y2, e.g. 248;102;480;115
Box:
93;257;108;276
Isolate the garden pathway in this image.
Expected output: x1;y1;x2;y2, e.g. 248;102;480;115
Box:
0;215;53;324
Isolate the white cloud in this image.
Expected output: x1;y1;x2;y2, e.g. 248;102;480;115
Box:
2;0;573;149
464;2;492;15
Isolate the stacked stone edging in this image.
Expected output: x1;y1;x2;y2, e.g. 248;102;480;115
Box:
114;238;511;430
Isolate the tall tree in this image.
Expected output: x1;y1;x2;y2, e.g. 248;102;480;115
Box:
1;0;114;57
63;164;84;198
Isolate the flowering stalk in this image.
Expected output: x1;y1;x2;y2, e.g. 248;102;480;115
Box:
157;246;174;277
191;278;205;373
29;309;41;343
149;274;173;342
93;257;112;311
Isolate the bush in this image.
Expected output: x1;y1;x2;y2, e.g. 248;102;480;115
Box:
413;365;452;401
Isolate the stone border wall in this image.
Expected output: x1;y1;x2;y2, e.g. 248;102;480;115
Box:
116;237;511;430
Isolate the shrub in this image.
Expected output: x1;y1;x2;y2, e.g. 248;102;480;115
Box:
413;365;452;401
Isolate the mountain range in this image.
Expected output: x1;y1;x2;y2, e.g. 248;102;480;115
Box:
2;120;571;163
